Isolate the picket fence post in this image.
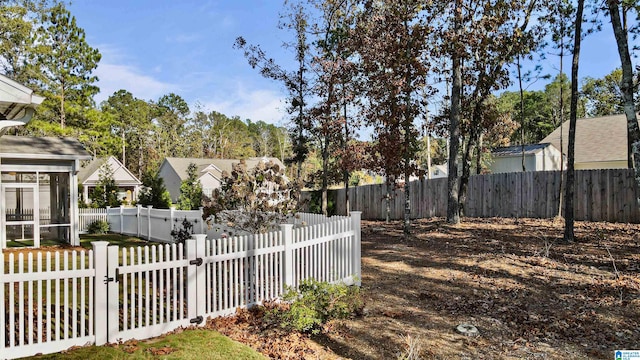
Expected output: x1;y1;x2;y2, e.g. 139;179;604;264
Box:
191;234;207;322
92;241;109;345
281;224;294;290
351;211;362;286
199;207;205;234
147;205;153;241
136;205;142;237
119;205;124;234
106;245;119;342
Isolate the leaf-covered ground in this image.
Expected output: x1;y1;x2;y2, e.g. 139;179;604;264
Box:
209;218;640;359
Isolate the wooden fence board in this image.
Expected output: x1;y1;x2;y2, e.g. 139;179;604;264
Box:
306;169;640;223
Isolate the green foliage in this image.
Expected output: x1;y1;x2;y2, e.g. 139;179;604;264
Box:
309;190;335;216
33;2;101;128
170;217;194;244
87;220;109;234
137;172;172;209
273;279;362;334
178;163;204;210
89;162;121;208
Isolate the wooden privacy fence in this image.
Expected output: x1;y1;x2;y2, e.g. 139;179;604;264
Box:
305;169;640;223
1;212;361;359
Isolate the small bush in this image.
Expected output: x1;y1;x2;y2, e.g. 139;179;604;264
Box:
273;278;362;334
87;220;110;234
171;217;194;244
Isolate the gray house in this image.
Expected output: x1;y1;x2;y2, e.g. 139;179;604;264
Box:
489;143;564;174
0;74;91;248
158;157;286;203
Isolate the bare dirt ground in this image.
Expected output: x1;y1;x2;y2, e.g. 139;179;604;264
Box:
209;217;640;359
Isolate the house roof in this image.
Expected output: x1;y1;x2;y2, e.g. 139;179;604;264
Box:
0;135;91;160
0;74;45;121
78;156;142;185
162;157;286;181
492;143;556;157
540;113;629;164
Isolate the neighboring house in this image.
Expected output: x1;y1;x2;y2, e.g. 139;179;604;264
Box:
489;143;563;174
0;74;92;248
158;157;286;203
429;164;448;179
78;156;142;205
540;113;630;169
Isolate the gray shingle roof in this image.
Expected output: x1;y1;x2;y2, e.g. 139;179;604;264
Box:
0;135;91;160
163;157;286;181
78;157;107;182
492;143;555;157
540;113;629;164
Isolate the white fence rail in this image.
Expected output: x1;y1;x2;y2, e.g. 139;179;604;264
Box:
1;212;361;359
79;208;108;234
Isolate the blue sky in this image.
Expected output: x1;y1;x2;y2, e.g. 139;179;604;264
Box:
69;1;633;127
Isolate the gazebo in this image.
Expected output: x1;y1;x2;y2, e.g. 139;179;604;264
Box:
0;74;91;248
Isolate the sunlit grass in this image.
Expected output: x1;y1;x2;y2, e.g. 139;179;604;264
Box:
26;329;266;359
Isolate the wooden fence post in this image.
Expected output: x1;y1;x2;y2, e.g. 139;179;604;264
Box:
351;211;362;286
92;241;109;345
281;224;294;290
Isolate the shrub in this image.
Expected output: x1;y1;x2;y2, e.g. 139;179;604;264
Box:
171;217;194;244
87;220;110;234
274;279;362;334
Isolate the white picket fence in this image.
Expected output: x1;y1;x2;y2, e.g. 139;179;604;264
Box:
1;212;361;359
79;208;108;233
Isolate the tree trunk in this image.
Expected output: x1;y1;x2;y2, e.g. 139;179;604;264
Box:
517;56;526;171
564;0;584;242
608;0;640;207
459;121;479;217
447;0;462;225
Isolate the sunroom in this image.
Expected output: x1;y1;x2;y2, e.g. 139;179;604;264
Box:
0;74;91;248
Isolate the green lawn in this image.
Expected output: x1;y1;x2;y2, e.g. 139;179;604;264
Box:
5;233;149;250
26;329;266;359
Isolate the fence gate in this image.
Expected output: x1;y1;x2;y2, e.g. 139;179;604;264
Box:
97;235;207;344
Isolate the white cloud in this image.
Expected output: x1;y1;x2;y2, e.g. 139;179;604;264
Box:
94;62;177;104
198;87;287;125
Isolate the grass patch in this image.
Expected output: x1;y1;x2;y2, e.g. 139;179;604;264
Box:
79;233;149;249
27;328;266;360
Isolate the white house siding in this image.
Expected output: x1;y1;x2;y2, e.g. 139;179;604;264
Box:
199;173;221;199
490;155;536;174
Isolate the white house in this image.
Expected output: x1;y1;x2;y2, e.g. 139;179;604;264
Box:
489;143;564;174
158;157;286;203
78;156;142;205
